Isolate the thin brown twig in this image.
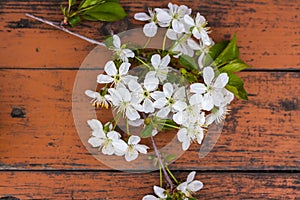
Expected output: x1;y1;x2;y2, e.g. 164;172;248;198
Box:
150;135;174;191
25;13;106;47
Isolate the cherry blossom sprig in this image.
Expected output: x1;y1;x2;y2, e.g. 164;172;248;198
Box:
85;2;250;199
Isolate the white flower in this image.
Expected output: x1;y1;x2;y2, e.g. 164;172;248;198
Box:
128;72;159;113
177;171;203;197
184;13;212;46
142;186;167;200
148;54;170;82
173;96;202;125
85;89;111;108
153;83;187;118
177;112;205;151
166;29;194;57
134;9;158;37
124;135;149;162
206;105;230;125
111;35;134;62
97;61;132;86
108;87;143;121
87;119;123;155
156;3;191;33
190;67;229;111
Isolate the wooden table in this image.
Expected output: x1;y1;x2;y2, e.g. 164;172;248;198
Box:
1;0;299;199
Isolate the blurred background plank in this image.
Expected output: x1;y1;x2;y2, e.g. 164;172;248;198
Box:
0;171;299;199
0;0;299;69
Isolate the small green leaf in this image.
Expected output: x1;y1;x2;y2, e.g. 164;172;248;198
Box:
165;154;176;162
104;35;114;48
226;73;248;100
179;54;198;71
79;0;99;9
68;15;82;27
69;0;77;7
60;5;68;16
219;59;250;73
82;2;126;22
212;33;239;67
141;124;154;138
203;40;229;66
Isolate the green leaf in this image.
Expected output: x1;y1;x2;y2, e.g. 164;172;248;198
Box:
179;54;198;71
60;5;67;16
226;73;248;100
165;154;176;162
212;33;239;67
68;15;82;27
219;59;250;73
79;0;99;9
104;35;114;48
203;40;229;66
141;124;154;138
82;2;126;22
69;0;77;7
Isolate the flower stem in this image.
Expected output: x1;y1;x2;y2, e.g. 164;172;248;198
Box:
159;166;163;187
126;118;130;136
134;56;151;69
161;123;180;130
143;37;152;49
25;13;106;47
150;135;174;190
165;165;178;184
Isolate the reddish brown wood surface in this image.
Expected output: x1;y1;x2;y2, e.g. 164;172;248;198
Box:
1;0;300;199
0;172;299;199
0;0;299;69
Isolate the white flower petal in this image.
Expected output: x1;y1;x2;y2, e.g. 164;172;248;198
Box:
160;54;171;67
184;14;195;26
112;139;128;156
202;93;214;111
156;106;170;118
154;185;167;198
172;20;184;33
153;98;167;108
126;106;140;121
102;143;114;155
144;76;159;92
166;29;178;40
173;111;185;125
128;80;142;93
157;11;171;24
163;83;173;98
128;135;141;145
143;22;158;37
187;180;203;192
85;90;100;99
187;171;196;183
190;83;206;94
187;38;201;50
173;101;187;112
123;49;134;58
97;74;114;84
142;195;158;200
200;28;211;46
151;91;165;100
192;27;201;39
125;149;139;161
203;67;214;86
104;61;117;76
177;182;188;192
198;52;206;69
135;144;149;154
151;54;161;69
134;12;151;21
214;73;229;88
189;94;203;106
88;137;104;147
87;119;103;131
177;128;187;142
112;35;121;49
119;62;130;76
143;98;155;113
118;88;131;102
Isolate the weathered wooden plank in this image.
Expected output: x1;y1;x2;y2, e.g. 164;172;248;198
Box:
0;70;299;170
0;171;299;199
0;0;299;69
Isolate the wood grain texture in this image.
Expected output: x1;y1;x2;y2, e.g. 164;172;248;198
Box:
0;70;299;170
0;171;299;199
0;0;299;69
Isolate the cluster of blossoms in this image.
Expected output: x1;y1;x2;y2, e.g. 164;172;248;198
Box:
85;2;247;199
